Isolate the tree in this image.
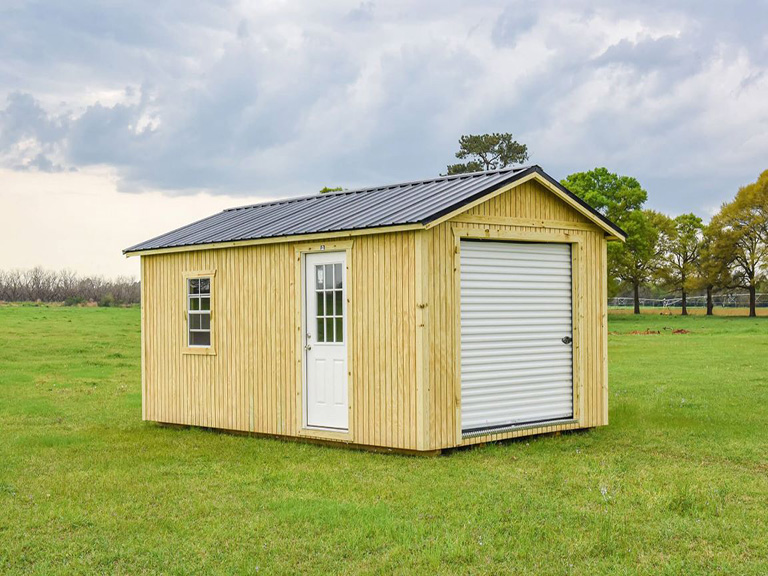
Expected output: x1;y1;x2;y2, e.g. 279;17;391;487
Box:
562;167;652;313
561;167;647;224
657;213;704;315
609;210;671;314
695;223;732;315
445;133;528;175
319;186;343;194
708;170;768;317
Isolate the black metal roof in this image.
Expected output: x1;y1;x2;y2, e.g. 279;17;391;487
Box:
124;165;625;254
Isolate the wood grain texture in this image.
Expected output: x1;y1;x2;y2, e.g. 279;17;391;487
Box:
425;179;609;449
142;232;419;449
141;178;609;451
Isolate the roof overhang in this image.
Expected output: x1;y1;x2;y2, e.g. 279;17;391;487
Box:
422;167;627;242
124;223;426;257
125;166;626;257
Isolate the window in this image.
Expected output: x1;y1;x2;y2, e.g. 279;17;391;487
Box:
187;277;211;347
315;262;344;343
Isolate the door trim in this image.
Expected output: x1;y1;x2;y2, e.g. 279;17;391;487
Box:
451;226;584;444
294;240;354;442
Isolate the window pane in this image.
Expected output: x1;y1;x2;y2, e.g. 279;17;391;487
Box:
334;290;343;317
189;278;200;295
189;297;200;311
316;265;324;289
325;292;333;316
325;264;333;291
190;314;200;330
200;297;210;311
190;331;210;346
316;317;325;342
200;313;210;330
334;263;343;288
199;278;210;295
335;317;343;342
325;318;334;343
316;291;324;315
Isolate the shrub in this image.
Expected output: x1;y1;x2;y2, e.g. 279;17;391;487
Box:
98;293;116;308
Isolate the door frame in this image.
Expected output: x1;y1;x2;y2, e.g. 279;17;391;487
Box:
293;240;354;442
451;226;585;441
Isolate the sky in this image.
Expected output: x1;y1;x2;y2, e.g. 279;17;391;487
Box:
1;1;767;277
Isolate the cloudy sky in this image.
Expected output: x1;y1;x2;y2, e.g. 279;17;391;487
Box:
1;1;767;277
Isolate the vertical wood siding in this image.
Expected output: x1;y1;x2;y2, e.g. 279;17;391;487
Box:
142;232;419;449
142;245;295;435
142;178;609;451
426;179;609;449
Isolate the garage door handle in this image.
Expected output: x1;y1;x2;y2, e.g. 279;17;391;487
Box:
562;336;573;345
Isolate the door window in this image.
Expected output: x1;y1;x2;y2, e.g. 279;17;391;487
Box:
314;263;343;343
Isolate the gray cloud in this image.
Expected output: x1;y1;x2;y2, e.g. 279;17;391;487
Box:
0;0;766;217
492;4;538;47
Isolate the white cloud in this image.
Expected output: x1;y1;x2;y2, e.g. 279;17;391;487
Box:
0;167;268;277
0;0;767;273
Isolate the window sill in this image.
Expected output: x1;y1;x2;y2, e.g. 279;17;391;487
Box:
182;347;217;356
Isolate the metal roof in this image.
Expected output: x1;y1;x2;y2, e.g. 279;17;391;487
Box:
124;165;625;254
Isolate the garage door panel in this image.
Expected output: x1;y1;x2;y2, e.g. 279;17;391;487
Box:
464;395;574;413
461;369;574;388
460;240;574;433
464;357;571;380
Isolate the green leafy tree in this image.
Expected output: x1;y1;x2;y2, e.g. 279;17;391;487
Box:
561;167;647;224
319;186;343;194
708;170;768;317
562;167;653;313
695;223;732;315
446;133;529;175
609;210;671;314
657;213;704;315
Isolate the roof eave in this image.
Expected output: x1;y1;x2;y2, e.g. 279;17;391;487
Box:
421;166;627;242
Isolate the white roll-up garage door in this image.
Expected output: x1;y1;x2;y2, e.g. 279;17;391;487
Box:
460;240;574;434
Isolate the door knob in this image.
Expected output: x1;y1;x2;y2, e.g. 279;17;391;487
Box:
562;336;573;344
305;344;312;351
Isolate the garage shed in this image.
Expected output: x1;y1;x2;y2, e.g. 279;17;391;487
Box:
124;166;625;452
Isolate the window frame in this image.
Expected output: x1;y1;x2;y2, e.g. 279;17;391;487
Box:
313;261;345;344
182;269;216;356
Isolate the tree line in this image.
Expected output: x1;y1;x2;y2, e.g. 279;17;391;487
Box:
563;168;768;317
0;267;140;306
448;134;768;317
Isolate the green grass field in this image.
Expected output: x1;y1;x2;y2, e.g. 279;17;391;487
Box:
1;305;766;575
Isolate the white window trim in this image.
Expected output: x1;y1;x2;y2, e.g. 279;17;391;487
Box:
182;269;217;356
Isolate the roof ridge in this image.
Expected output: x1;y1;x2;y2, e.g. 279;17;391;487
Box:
224;166;533;212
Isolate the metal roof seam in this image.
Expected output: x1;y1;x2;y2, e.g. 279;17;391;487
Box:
124;165;625;253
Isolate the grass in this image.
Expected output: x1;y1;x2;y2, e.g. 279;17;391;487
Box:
0;305;766;575
610;306;768;317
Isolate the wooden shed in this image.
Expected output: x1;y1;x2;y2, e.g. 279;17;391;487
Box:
124;166;625;453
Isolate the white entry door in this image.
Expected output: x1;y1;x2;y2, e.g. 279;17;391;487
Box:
460;240;574;433
304;252;348;430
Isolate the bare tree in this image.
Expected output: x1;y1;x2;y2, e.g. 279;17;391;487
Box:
0;268;140;304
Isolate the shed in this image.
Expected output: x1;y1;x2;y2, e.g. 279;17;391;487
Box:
124;166;625;452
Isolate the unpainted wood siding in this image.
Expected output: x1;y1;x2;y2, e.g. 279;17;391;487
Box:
141;178;609;452
141;232;420;450
426;179;609;449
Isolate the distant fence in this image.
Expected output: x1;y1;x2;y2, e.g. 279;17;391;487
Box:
608;293;768;308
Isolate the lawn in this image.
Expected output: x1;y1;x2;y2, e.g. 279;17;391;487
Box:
0;306;766;575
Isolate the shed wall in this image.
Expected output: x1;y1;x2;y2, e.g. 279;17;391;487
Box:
141;178;609;452
141;231;420;450
426;179;609;449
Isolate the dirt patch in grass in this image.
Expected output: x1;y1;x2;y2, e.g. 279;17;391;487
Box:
609;328;692;335
608;329;662;335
